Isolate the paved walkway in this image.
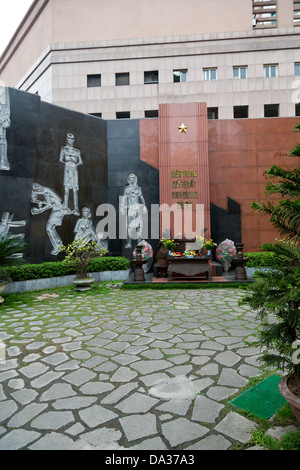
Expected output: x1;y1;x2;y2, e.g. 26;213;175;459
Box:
0;285;290;450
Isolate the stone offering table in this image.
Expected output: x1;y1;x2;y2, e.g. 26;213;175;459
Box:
167;255;212;282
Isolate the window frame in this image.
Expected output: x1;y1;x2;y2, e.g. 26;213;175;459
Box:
173;69;188;83
233;66;248;80
233;105;249;119
87;74;101;88
203;68;218;81
115;72;130;86
263;64;278;78
116;111;131;119
207;107;219;120
264;104;279;118
144;70;159;84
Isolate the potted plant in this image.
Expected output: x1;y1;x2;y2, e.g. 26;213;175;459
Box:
242;121;300;421
0;234;27;303
60;239;108;292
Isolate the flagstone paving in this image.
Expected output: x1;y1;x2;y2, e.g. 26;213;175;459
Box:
0;286;294;450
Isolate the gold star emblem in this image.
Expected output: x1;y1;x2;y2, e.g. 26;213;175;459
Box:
178;123;188;134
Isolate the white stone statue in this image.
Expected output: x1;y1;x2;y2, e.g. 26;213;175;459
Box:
0;212;26;237
60;133;83;216
74;207;108;250
0;86;11;171
120;172;147;249
31;182;65;256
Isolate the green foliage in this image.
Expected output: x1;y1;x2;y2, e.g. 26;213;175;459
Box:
250;128;300;245
248;428;300;450
245;251;286;268
0;235;27;281
242;241;300;377
59;240;108;279
272;403;296;426
290;142;300;157
1;257;130;282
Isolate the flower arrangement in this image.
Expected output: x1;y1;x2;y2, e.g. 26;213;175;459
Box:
196;236;216;251
216;239;236;261
133;241;153;260
195;235;205;250
162;239;178;252
204;239;217;251
215;239;236;272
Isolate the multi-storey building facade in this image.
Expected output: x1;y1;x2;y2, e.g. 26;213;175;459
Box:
1;0;300;120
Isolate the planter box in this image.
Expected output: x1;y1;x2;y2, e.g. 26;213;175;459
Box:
245;267;274;279
3;270;130;294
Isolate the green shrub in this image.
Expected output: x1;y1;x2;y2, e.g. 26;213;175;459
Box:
245;251;286;268
1;257;130;282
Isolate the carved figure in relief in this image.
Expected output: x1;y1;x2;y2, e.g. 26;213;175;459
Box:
0;87;11;171
0;212;26;237
31;183;64;256
74;207;108;250
60;133;83;216
120;172;147;249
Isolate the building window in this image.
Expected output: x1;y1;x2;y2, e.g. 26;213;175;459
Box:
294;1;300;25
203;68;217;81
145;110;159;118
234;106;249;119
264;64;278;78
207;107;218;120
296;104;300;116
144;71;159;84
264;104;279;117
89;113;102;118
116;111;130;119
295;63;300;75
252;0;277;29
173;70;188;83
233;66;247;79
87;74;101;87
116;73;130;86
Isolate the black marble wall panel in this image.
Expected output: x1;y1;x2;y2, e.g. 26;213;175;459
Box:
210;198;242;248
107;119;160;258
29;103;107;262
0;88;40;250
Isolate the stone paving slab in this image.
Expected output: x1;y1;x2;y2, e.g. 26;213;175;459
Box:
0;286;298;451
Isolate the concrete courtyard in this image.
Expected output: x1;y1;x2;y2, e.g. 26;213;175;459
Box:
0;284;294;450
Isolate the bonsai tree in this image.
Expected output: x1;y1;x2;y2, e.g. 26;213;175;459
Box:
0;234;27;282
60;239;108;279
242;121;300;407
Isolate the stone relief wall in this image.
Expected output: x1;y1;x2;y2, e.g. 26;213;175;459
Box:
0;88;159;264
107;119;160;258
